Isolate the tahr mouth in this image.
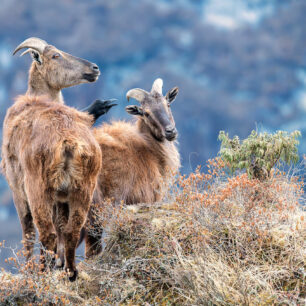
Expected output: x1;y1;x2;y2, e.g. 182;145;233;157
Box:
166;134;177;141
152;131;177;142
83;72;100;83
165;131;177;141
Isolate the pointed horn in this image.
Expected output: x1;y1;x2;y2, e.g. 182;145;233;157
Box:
13;37;48;56
151;78;163;95
20;49;33;57
126;88;149;103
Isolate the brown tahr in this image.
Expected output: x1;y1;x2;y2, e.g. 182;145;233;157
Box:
1;37;102;281
84;78;181;257
1;95;101;281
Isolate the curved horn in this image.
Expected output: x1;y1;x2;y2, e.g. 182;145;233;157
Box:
126;88;149;103
13;37;48;56
151;78;163;95
20;49;33;57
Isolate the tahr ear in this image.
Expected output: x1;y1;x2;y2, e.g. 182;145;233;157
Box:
30;50;43;65
165;86;179;104
125;105;144;116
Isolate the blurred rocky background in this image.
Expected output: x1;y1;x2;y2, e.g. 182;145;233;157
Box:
0;0;305;269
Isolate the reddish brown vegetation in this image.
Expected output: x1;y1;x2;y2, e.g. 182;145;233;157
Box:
84;158;305;304
0;158;304;304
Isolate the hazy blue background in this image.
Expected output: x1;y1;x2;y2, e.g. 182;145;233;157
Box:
0;0;305;269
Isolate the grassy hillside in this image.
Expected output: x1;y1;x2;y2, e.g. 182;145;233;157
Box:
0;157;305;305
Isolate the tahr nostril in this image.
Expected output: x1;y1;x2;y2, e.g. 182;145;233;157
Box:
165;126;176;134
92;64;99;71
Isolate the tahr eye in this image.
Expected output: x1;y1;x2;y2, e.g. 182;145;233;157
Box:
52;53;61;59
144;112;150;118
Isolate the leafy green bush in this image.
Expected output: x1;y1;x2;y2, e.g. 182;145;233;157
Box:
218;130;301;180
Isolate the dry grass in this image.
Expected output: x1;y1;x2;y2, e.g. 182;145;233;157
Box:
0;158;305;305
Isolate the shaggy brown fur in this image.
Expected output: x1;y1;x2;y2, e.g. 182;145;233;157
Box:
1;95;101;281
93;120;180;203
84;79;181;257
3;38;102;280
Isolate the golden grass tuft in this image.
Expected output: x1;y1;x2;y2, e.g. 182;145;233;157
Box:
0;158;305;305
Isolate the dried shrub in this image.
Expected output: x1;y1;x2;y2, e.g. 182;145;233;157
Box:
80;157;305;305
0;243;83;305
0;158;305;305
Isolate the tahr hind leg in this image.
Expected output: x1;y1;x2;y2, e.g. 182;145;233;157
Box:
52;202;69;269
24;185;57;271
12;193;35;260
63;191;91;281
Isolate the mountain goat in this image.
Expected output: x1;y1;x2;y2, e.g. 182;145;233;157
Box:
84;78;181;257
2;95;102;281
1;38;110;281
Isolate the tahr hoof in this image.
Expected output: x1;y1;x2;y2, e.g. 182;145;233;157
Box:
68;269;78;282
